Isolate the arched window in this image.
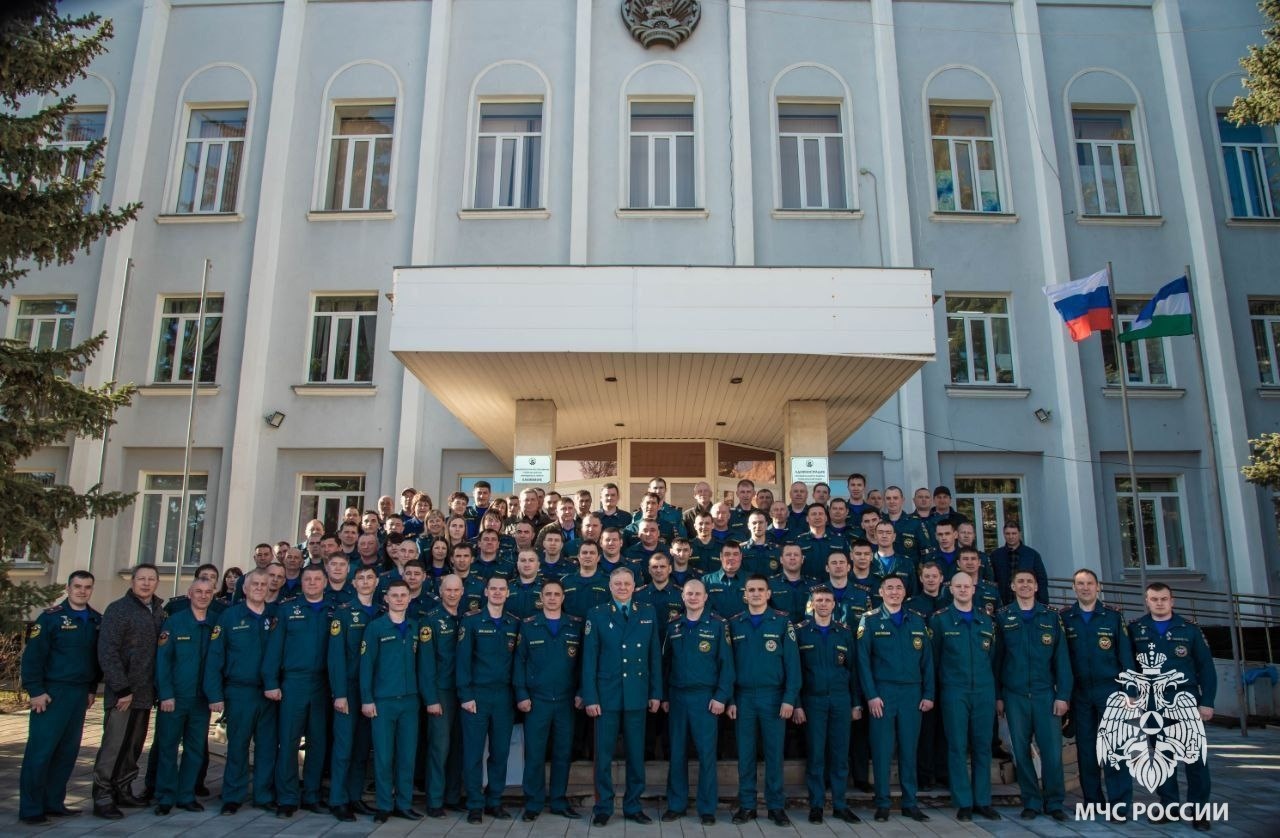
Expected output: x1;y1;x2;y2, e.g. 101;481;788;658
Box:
770;64;856;211
1064;69;1157;217
923;66;1011;214
465;61;550;211
314;61;403;213
620;62;704;211
164;63;256;216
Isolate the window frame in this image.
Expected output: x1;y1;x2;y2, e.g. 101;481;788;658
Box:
1249;298;1280;386
52;105;110;210
624;96;700;210
166;102;250;216
1101;299;1173;387
317;99;399;213
148;294;225;385
1114;475;1193;571
773;98;852;211
296;473;367;537
467;97;547;210
1214;108;1280;220
943;294;1019;387
926;100;1011;215
9;296;77;350
305;293;379;385
129;471;209;568
6;471;58;567
952;476;1025;553
1070;106;1155;217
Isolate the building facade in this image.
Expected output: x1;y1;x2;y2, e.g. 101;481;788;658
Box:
7;0;1278;601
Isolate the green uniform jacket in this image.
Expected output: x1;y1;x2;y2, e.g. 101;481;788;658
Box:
204;602;275;702
741;541;782;577
581;601;663;710
456;609;520;703
872;553;918;598
560;571;610;619
416;620;440;705
928;605;996;693
1060;603;1135;695
505;579;545;621
156;608;213;702
856;606;935;702
662;612;734;704
262;598;330;689
688;538;724;574
359;615;420;700
767;574;818;624
795;619;857;701
993;602;1072;701
513;613;583;703
886;514;928;561
1129;613;1216;705
728;609;801;705
905;591;945;621
634;582;684;637
421;604;463;691
794;532;850;578
809;584;872;628
939;579;1001;616
703;570;748;619
473;556;515;582
327;601;383;702
21;603;102;695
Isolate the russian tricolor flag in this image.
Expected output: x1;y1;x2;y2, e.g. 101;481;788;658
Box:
1043;268;1113;342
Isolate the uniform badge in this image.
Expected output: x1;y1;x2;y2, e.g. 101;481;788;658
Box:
765;639;778;652
981;638;991;651
583;621;591;636
912;636;923;650
787;624;796;642
420;625;432;642
984;603;995;615
903;536;915;549
352;613;360;624
836;651;846;665
26;622;40;640
360;640;367;655
699;640;712;653
1175;645;1188;657
330;619;342;636
856;624;864;639
158;631;169;647
1098;636;1112;650
210;625;221;640
567;645;578;657
1041;632;1053;646
508;638;516;651
769;560;779;570
457;626;466;641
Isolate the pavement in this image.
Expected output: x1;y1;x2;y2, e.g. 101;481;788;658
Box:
0;706;1276;836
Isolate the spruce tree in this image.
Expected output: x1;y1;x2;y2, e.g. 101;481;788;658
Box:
1230;1;1280;126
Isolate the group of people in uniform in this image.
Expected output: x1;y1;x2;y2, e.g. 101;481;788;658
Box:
18;475;1218;830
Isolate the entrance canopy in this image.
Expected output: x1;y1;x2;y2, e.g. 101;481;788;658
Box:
391;265;935;466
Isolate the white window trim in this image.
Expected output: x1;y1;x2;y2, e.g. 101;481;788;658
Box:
296;472;367;537
314;98;399;212
1115;474;1194;571
51;105;111;210
618;83;707;210
162;100;252;215
128;471;209;568
304;292;379;385
1209;73;1279;221
625;97;698;210
146;294;224;385
1249;300;1280;386
944;294;1020;387
926;99;1011;214
465;97;548;210
1069;107;1155;217
1061;68;1160;219
7;295;77;350
953;475;1026;553
1218;116;1280;219
771;96;856;212
1105;306;1174;388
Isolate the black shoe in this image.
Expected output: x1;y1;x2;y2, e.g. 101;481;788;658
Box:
854;781;873;793
702;814;717;825
332;805;355;822
253;802;276;813
1021;808;1039;820
661;810;684;822
117;792;147;808
809;807;823;824
93;803;124;820
768;809;791;826
20;815;51;825
394;808;423;820
426;807;446;818
731;808;755;824
485;806;511;820
556;807;583;820
468;810;484;824
276;804;297;818
625;811;653;824
977;806;1002;820
176;801;205;812
141;787;155;804
445;802;468;813
350;801;374;816
46;807;80;817
301;802;322;813
874;807;889;822
220;802;240;816
834;808;861;824
903;807;929;822
957;807;972;822
1049;809;1068;822
522;810;539;822
1194;819;1212;832
373;810;390;824
195;785;211;797
593;813;610;826
154;804;172;816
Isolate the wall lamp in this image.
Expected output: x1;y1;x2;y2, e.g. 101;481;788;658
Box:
265;411;286;428
1034;408;1052;423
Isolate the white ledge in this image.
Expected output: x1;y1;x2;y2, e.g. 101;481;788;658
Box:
457;208;550;220
1076;214;1164;227
292;384;378;397
138;384;221;397
770;209;864;220
1258;387;1280;399
945;385;1030;399
307;210;396;222
929;211;1018;224
1101;386;1185;399
156;212;243;224
1225;217;1280;228
615;208;710;219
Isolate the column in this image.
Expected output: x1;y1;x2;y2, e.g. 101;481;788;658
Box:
513;400;557;493
568;0;592;264
727;0;755;265
783;401;829;491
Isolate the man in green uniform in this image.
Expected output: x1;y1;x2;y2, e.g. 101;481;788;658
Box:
204;569;277;815
872;521;918;597
360;580;425;823
422;574;466;817
794;586;861;825
1129;583;1216;832
19;571;101;826
856;575;933;822
582;568;663;826
994;569;1072;821
795;504;849;579
326;564;381;820
704;540;748;619
741;510;782;576
661;579;734;826
768;543;816;623
262;565;331;817
634;552;684;633
561;541;610;618
1061;568;1135;814
907;561;948;791
881;487;928;562
153;576;216;815
728;574;800;827
505;549;545;619
939;548;1001;616
458;575;520;823
929;571;1001;822
514;579;584;821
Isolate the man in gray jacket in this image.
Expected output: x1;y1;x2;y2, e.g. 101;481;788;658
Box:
93;564;166;819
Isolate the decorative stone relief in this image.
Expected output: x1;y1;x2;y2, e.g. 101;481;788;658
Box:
621;0;701;49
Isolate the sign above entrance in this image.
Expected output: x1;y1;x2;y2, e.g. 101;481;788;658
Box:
513;455;552;484
790;456;829;487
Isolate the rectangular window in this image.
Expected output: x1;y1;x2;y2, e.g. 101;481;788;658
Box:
1101;298;1169;386
1219;112;1280;218
325;104;395;211
1073;109;1146;216
55;108;108;209
308;296;377;383
1249;298;1280;385
1116;476;1189;570
176;107;247;214
778;102;847;209
152;296;223;384
7;471;57;565
945;295;1015;385
12;298;76;350
136;473;207;567
298;475;365;535
629;101;695;209
953;477;1024;552
474;102;542;209
931;104;1003;213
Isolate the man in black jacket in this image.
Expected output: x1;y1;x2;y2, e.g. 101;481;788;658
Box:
93;564;166;819
990;522;1048;606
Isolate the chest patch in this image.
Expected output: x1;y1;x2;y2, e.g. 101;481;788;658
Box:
1098;635;1112;650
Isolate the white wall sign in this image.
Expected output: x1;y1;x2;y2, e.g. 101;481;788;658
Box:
513;455;552;484
790;456;829;486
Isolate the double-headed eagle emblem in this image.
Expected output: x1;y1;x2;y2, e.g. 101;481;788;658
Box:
622;1;702;49
1097;644;1207;793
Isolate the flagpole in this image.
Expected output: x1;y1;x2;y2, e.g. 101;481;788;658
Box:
174;258;211;599
1184;264;1248;737
1107;262;1149;597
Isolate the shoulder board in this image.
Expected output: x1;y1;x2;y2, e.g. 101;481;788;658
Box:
1054;604;1071;614
44;605;64;614
708;613;726;623
523;615;538;623
1104;603;1124;613
772;608;789;617
567;614;584;623
1128;615;1144;626
1183;615;1199;625
667;611;681;622
798;619;813;629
